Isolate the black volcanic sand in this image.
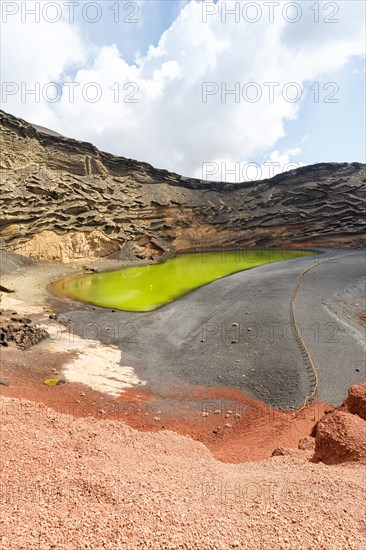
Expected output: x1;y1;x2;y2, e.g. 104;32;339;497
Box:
56;250;366;409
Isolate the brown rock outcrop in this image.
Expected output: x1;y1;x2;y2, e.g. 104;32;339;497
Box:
13;229;121;262
298;436;315;451
271;447;293;456
312;410;366;465
1;109;365;261
344;381;366;421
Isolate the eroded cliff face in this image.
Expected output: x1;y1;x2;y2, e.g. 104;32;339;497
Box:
0;109;365;261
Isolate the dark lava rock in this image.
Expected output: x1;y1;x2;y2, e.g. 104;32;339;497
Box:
0;310;48;350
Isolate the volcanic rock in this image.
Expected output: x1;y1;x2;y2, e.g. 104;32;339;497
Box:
0;310;48;350
312;410;366;465
271;447;292;456
1;110;365;261
344;381;366;421
298;436;315;451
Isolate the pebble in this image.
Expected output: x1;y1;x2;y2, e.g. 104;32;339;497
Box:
0;380;9;386
235;413;241;419
224;423;232;428
214;409;221;415
231;340;237;344
232;322;238;327
202;412;209;417
80;392;86;397
153;416;160;421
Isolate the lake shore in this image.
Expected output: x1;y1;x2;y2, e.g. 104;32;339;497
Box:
1;248;364;462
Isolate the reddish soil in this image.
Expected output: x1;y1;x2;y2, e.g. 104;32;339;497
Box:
1;392;365;549
0;352;330;464
0;297;365;547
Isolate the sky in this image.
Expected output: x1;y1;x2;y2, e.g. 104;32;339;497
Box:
1;0;365;181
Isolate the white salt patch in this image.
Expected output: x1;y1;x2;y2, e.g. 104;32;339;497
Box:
41;334;146;396
1;295;146;396
63;344;146;396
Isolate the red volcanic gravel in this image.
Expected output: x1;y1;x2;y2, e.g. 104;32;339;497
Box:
1;395;365;549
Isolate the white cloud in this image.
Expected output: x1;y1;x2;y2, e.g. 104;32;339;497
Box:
196;147;304;183
1;0;365;177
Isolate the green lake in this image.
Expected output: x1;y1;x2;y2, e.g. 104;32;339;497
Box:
52;249;312;312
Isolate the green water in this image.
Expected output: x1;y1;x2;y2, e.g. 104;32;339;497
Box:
52;250;312;312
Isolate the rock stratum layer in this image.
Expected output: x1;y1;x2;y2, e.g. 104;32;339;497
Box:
1;110;365;261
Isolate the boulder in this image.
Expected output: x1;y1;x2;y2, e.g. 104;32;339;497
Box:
344;381;366;421
271;447;292;457
312;410;366;465
298;436;315;451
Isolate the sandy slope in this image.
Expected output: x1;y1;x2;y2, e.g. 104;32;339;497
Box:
1;395;365;550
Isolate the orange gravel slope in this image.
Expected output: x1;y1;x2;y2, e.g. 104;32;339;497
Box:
1;395;365;550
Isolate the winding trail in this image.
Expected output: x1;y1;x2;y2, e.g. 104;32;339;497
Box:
290;261;320;411
291;251;363;412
